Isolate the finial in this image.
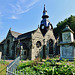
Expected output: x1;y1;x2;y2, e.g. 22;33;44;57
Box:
44;4;45;11
66;25;69;28
42;4;49;18
9;28;11;31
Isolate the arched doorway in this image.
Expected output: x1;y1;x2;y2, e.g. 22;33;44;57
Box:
49;39;53;54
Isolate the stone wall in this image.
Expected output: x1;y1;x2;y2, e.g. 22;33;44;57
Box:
20;39;32;60
32;28;43;60
4;32;14;59
60;45;75;60
31;28;56;60
44;29;56;55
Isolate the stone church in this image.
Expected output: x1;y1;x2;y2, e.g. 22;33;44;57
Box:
0;5;57;60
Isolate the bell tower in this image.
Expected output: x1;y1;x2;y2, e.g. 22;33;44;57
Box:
40;5;53;36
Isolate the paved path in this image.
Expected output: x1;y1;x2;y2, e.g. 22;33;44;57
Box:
5;60;14;63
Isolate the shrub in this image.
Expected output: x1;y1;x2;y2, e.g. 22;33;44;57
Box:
46;56;50;60
50;59;56;66
16;59;75;75
34;57;42;62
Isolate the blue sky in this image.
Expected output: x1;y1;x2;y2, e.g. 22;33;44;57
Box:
0;0;75;42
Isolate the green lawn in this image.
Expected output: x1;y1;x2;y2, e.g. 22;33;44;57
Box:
0;60;9;75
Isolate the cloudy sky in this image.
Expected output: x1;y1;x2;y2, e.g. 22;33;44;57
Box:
0;0;75;42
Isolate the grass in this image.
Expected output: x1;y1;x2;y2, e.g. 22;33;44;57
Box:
0;64;7;75
0;60;9;75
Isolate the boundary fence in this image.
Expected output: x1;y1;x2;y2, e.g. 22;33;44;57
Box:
6;56;20;75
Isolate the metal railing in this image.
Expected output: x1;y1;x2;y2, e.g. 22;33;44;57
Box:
6;56;20;75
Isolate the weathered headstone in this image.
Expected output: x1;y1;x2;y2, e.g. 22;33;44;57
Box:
0;52;2;61
59;25;75;60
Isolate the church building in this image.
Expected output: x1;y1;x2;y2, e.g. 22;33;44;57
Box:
0;5;57;60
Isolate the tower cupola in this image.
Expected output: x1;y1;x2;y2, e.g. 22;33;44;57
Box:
42;4;49;19
40;5;53;36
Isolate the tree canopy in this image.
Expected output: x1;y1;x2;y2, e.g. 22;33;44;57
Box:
53;15;75;40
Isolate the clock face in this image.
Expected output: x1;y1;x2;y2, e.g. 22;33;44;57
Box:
41;26;44;29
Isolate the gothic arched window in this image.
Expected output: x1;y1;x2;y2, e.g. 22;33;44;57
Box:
49;39;53;54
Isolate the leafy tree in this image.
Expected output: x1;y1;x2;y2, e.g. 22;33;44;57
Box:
53;15;75;40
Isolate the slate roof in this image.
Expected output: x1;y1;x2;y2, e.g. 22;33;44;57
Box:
11;31;22;38
17;30;36;40
0;39;5;44
62;25;74;33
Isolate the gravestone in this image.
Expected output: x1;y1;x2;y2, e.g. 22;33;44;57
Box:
0;52;2;61
59;25;75;60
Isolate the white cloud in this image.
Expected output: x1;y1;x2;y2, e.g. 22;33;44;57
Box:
10;15;17;19
9;4;22;14
18;7;32;14
0;0;40;20
9;3;32;15
19;0;26;3
9;0;39;19
26;0;39;8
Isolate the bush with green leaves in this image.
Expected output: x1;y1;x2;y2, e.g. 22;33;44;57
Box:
16;59;75;75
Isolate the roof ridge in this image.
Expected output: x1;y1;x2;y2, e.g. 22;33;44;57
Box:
11;31;22;34
21;29;36;35
17;29;37;40
11;30;22;38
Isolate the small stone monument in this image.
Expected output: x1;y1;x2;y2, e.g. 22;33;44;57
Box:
59;25;75;60
0;52;2;61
